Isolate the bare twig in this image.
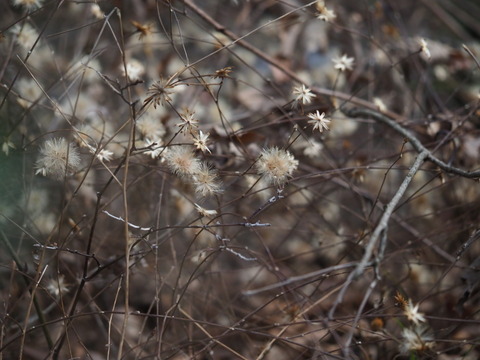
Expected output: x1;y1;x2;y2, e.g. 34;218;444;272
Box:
182;0;405;121
345;108;480;178
328;150;429;319
243;261;361;296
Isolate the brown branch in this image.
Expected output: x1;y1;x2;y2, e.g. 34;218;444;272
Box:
181;0;405;121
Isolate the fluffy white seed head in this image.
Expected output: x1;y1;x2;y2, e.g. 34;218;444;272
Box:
256;147;299;186
192;163;223;197
11;23;39;50
35;138;81;179
164;145;201;177
12;0;43;10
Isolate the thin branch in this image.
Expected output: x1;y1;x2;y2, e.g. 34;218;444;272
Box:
243;262;361;296
328;150;429;319
182;0;404;121
345;108;480;178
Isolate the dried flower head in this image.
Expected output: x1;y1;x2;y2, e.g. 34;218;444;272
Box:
95;148;114;162
2;139;15;156
419;38;431;60
131;20;154;40
90;4;104;19
46;275;69;298
292;84;315;106
316;1;336;22
15;77;43;108
164;145;201;177
303;139;323;158
192;163;223;197
144;79;174;108
193;130;211;153
400;325;435;354
11;23;39;50
404;300;426;325
373;97;387;112
194;204;218;217
136;111;166;139
122;59;145;81
12;0;43;10
307;111;331;133
35;137;81;179
256;147;299;186
143;138;163;159
332;54;355;72
394;291;408;310
177;109;199;132
213;66;233;79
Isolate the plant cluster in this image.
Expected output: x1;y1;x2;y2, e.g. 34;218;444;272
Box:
1;0;479;359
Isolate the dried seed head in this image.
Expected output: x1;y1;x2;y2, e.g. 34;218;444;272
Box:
192;163;223;197
307;111;331;133
256;147;299;186
12;0;43;10
35;137;81;179
292;84;315;106
144;79;174;108
164;145;201;177
332;54;355;72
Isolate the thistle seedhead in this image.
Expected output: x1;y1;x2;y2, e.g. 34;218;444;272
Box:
35;137;81;179
256;147;299;186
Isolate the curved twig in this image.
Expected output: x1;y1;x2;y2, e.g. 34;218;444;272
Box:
345;108;480;179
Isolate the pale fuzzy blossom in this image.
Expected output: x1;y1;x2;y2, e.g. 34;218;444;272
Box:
193;130;211;153
192;163;223;197
256;147;299;186
122;59;145;81
292;84;315;106
303;139;323;158
164;145;201;177
307;111;331;133
404;300;426;325
177;109;199;132
143;138;163;159
15;77;43;108
46;275;69;298
419;38;431;60
12;0;42;10
90;4;104;19
332;54;355;72
373;97;387;112
400;325;435;354
95;148;114;162
144;79;175;108
316;1;336;22
194;203;218;218
2;139;15;156
11;23;39;50
35;138;81;179
191;250;208;264
136;111;166;139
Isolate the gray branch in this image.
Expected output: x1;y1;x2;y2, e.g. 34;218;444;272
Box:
345;108;480;178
